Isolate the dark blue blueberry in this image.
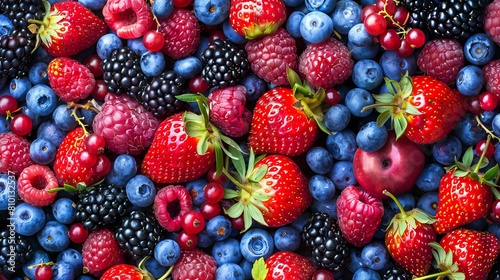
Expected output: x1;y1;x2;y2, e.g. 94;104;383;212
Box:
30;137;57;165
145;258;169;279
37;121;66;146
456;65;484;96
416;163;445;192
348;23;373;47
325;129;357;161
240;228;274;262
345;87;374;117
352;267;381;280
215;263;245;280
452;113;486;147
222;20;248;45
287;11;306;38
206;215;233;242
360;242;389;271
140;52;166;77
273;226;301;252
0;173;16;210
151;0;174;19
356;121;388;152
388;192;415;213
185;178;208;206
329;161;356;190
56;248;83;277
348;40;380;60
241;73;267;102
114;154;138;181
331;0;362;35
351;59;384;91
416;191;439;216
379;50;417;81
154;239;181;267
52;198;76;225
324;103;351;132
305;0;337;13
463;33;496;66
300;11;334;43
96;33;123;60
194;0;230;25
432;135;462;166
211;237;242;265
9;77;32;102
13;202;46;236
174;56;203;80
52;104;79;131
36;221;70;252
306;146;334;174
52;261;75;280
309;175;336;202
23;250;52;280
311;196;338;219
28;62;49;85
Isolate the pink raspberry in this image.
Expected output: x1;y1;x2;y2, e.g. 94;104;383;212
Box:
159;9;200;59
208;86;252;138
154;185;193;232
92;93;160;156
17;165;58;207
484;0;500;45
416;38;464;85
172;249;217;280
0;132;34;176
483;59;500;96
102;0;154;39
82;228;125;276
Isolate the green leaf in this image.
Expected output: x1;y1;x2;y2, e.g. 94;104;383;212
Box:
248;203;268;226
251;258;268;280
196;132;210;155
470;172;480;181
287;67;302;88
47;187;65;193
376;110;392;127
252;192;270;202
64;184;78;193
249;165;267;183
484;164;499;181
453;169;469;177
223;188;241;199
226;201;244;218
462;147;473;167
393;116;408;139
404;103;422;115
384;78;401;95
399;74;413;98
243;206;253;232
247;149;256;178
175;93;206;103
373;93;396;103
491;186;500;200
230;145;247;178
214;143;224;177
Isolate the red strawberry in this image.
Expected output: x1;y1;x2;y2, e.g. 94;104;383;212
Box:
384;190;436;277
336;185;384;247
101;264;149;280
224;148;311;231
252;251;317;280
159;8;200;59
229;0;287;40
82;228;125;277
102;0;154;39
367;74;467;144
172;249;217;280
248;68;329;156
433;147;495;234
17;165;58;207
30;1;107;57
0;132;34;176
47;57;96;102
53;127;111;187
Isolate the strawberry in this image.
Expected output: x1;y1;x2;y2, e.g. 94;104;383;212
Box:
366;74;467;144
384;190;436;277
248;68;330;157
47;57;96;102
29;1;107;57
433;146;496;234
229;0;287;40
101;258;170;280
224;147;311;231
251;251;316;280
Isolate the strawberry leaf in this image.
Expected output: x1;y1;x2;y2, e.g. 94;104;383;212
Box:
196;132;210;155
452;169;469;177
384;78;400;95
373;93;396;103
399;74;413;98
376;110;392;127
248;203;268;226
249;165;267;183
224;188;240;199
251;258;268;280
287;66;302;89
484;164;499;181
462;147;473;167
404;103;422;115
243;206;253;232
490;185;500;200
393;116;408;139
175;93;205;103
226;201;244;218
230;145;247;178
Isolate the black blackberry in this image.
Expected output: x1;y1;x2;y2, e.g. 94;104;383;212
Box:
201;39;249;87
301;212;350;273
102;47;149;101
75;183;130;231
400;0;436;31
0;28;36;79
1;0;44;29
382;265;413;280
140;70;188;119
0;229;33;276
115;210;164;261
427;0;492;41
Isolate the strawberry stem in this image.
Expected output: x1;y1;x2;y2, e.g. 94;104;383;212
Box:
474;134;492;174
221;168;253;194
383;190;407;218
412;270;453;280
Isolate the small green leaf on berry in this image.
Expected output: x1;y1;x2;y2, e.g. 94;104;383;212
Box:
251;257;268;280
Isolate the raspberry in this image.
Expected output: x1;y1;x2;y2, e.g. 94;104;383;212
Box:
17;165;58;207
47;57;96;103
172;249;217;280
483;59;500;96
208;86;252;138
159;8;200;59
0;132;34;176
416;38;464;85
298;38;353;89
102;0;154;39
92;93;160;156
484;0;500;45
154;185;193;232
245;28;298;86
82;228;125;276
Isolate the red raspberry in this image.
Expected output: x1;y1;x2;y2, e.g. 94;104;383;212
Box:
208;86;252;138
102;0;154;39
0;132;34;176
245;28;298;86
92;93;160;156
47;57;96;103
484;0;500;45
416;38;464;85
172;249;217;280
82;228;125;276
159;9;200;59
336;185;384;247
483;59;500;96
298;38;353;89
17;165;58;207
154;185;193;232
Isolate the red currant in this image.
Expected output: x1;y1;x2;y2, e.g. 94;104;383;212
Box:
312;269;335;280
376;0;396;16
79;151;98;168
363;13;387;36
206;165;228;185
189;76;209;94
0;95;18;115
84;54;103;78
200;202;221;220
94;154;111;177
91;80;109;101
475;139;495;158
209;30;226;43
142;30;165;52
479;91;498;111
85;133;106;154
204;182;225;204
324;88;341;106
379;29;401;50
488;199;500;223
467;96;483;115
361;4;379;22
392;6;410;26
10;113;32;136
181;209;205;234
68;223;89;243
396;38;414;57
230;215;245;232
35;264;53;280
177;230;198;250
406;28;426;49
173;0;191;7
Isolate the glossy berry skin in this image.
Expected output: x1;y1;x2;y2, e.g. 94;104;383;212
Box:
68;223;89;244
463;33;496;66
35;265;53;280
299;11;334;44
154;239;181;267
254;251;316;280
360;242;389;271
0;94;17;115
10;113;32;136
142;30;165;52
101;264;148;280
240;228;274;262
181;210;205;234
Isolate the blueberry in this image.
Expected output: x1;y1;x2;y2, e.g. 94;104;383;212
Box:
114;154;138;180
173;56;203;80
306;146;334;174
195;36;210;60
360;242;390;271
464;217;487;231
37;220;70;252
0;15;13;37
305;0;337;13
185;178;208;206
309;175;336;202
52;198;76;225
311;196;338;219
388;192;416;213
348;40;380;60
126;174;157;208
352;267;381;280
479;109;498;129
194;0;230;25
215;263;245;280
290;212;309;233
345;87;374;117
456;65;484;96
240;228;274;262
31;46;54;65
28;62;49;85
329;161;356;190
26;84;58;117
78;0;107;10
348;23;373;47
30;137;57;165
241;73;267;102
0;117;9;133
373;206;395;240
324;103;351;132
96;33;123;60
379;50;417;81
348;248;364;273
9;77;32;102
286;11;306;39
211;237;242;265
151;0;175;19
206;215;233;241
452;113;486;147
463;33;496;66
432;135;462;166
238;259;253;280
299;11;334;43
197;229;216;248
0;173;16;210
331;0;362;35
52;104;79;131
325;129;357;161
145;258;169;279
20;105;42;128
273;226;301;252
52;261;75;280
488;223;500;242
222;20;248;45
356;121;388;152
37;121;66;146
79;107;97;127
13;202;46;236
416;163;445;192
23;250;52;280
141;52;166;77
127;38;148;56
282;0;304;7
352;59;384;90
416;191;439;216
56;248;83;277
154;239;181;266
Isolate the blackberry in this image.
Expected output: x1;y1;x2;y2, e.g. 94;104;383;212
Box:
0;28;36;79
115;210;164;261
0;229;33;276
1;0;44;29
382;265;413;280
102;47;149;101
301;212;350;273
399;0;436;31
75;183;130;231
201;39;249;87
141;70;188;119
427;0;492;41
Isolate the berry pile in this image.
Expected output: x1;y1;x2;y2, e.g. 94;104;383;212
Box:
3;0;500;279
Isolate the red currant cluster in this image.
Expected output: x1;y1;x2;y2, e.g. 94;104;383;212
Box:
0;95;33;136
79;133;109;170
361;0;426;57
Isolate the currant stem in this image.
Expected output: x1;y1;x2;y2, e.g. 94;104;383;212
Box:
474;134;492;174
412;269;452;280
157;265;174;280
27;261;54;269
475;114;500;142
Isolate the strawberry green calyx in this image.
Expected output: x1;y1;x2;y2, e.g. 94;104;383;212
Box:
383;190;434;235
412;242;465;280
28;0;65;50
251;258;269;280
244;22;283;40
137;257;172;280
